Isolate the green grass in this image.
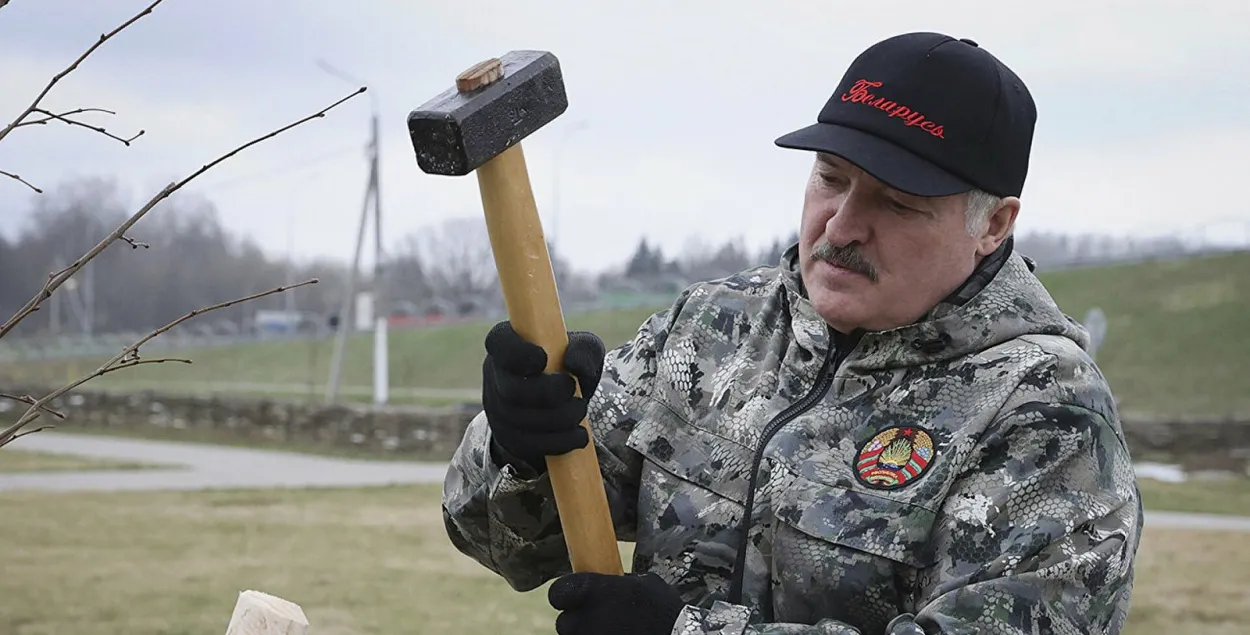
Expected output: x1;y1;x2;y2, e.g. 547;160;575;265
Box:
1137;476;1250;517
1036;251;1250;417
0;482;1245;635
2;250;1248;416
0;306;661;402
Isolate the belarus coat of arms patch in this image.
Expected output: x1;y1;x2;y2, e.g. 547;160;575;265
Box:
854;426;936;489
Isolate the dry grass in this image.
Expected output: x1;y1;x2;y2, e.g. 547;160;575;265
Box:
0;448;165;472
0;485;556;635
1123;528;1250;634
0;484;1244;634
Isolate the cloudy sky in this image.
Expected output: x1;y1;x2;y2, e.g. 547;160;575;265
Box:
1;0;1247;275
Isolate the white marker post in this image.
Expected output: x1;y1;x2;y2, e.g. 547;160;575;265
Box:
1082;307;1108;361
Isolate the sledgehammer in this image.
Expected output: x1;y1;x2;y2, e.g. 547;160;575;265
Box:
406;51;624;576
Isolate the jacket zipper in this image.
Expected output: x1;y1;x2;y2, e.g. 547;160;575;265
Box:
726;328;863;605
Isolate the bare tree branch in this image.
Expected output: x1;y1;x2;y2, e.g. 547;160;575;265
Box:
0;393;66;420
0;169;42;193
20;107;146;145
0;278;319;447
0;0;363;450
0;85;366;339
100;357;193;375
13;107;118;126
8;425;55;443
0;0;164;146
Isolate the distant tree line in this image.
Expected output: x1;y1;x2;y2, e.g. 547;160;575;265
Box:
0;177;318;337
0;175;1233;338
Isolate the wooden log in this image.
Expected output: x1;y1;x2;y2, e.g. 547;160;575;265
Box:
223;590;309;635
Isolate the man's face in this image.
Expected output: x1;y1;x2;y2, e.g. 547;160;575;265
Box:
797;153;1015;333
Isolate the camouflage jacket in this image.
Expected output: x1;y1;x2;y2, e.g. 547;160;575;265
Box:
442;242;1143;635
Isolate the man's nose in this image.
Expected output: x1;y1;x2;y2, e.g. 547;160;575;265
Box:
824;191;873;247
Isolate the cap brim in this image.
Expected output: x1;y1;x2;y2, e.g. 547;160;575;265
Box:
774;123;972;197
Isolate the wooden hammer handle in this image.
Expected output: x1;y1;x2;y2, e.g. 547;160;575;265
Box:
475;142;625;576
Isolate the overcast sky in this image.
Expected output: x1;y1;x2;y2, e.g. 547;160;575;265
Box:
1;0;1247;275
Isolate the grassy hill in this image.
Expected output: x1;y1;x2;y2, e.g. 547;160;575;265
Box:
1031;250;1248;417
2;250;1246;416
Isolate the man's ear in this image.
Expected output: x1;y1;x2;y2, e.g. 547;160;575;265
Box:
976;196;1020;257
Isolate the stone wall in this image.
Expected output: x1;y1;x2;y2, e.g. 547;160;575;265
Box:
1116;413;1250;474
0;385;481;459
3;385;1248;470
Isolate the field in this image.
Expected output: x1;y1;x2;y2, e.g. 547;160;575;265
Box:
2;250;1248;416
0;305;662;405
1037;250;1249;417
0;481;1245;635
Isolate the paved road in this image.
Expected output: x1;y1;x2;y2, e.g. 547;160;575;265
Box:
2;433;1248;533
0;432;448;492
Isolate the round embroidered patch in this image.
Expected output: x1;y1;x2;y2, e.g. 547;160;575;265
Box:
855;426;936;489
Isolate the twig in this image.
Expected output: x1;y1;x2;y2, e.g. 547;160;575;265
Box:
22;107;145;145
0;85;365;339
0;170;42;193
8;425;55;442
0;278;319;447
0;0;164;146
120;236;150;249
100;357;193;375
13;107;118;126
0;393;66;419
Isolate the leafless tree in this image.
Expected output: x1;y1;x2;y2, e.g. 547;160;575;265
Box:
411;217;500;314
0;0;365;447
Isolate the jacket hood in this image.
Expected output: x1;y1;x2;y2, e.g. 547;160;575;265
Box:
779;241;1091;371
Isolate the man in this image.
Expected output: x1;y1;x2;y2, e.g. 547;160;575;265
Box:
443;32;1143;635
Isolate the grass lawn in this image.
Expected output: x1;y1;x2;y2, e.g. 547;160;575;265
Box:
1138;477;1250;517
0;448;167;472
0;482;1246;635
1036;250;1250;417
0;305;661;405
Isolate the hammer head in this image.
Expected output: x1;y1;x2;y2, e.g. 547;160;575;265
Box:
408;50;568;176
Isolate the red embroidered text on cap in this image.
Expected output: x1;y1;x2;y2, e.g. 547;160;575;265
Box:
841;79;946;139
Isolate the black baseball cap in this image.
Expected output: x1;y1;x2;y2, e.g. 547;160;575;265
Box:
774;32;1036;198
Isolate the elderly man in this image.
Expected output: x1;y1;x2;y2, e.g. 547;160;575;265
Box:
442;32;1143;635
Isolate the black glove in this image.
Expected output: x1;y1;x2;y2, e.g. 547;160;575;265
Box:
481;320;606;473
548;572;686;635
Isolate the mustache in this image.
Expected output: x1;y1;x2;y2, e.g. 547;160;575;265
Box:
810;241;878;282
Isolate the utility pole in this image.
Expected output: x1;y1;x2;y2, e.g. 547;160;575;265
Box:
324;166;371;403
320;60;388;406
370;110;389;406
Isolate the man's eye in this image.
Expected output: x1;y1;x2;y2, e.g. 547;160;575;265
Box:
888;199;917;214
819;173;845;188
